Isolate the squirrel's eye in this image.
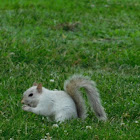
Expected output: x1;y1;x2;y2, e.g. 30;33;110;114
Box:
29;93;33;97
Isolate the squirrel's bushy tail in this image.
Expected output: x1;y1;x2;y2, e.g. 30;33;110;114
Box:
64;75;107;121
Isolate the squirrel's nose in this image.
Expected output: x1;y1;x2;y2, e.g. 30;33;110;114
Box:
21;99;24;104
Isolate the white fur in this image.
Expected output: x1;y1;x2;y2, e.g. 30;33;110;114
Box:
22;87;77;122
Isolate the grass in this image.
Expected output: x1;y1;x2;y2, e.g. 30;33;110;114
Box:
0;0;140;139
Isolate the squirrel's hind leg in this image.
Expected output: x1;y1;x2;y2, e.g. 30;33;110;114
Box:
55;110;77;122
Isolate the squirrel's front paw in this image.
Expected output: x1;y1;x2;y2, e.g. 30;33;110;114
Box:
22;105;31;112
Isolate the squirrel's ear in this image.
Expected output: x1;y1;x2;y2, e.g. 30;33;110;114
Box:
37;83;42;93
33;83;38;86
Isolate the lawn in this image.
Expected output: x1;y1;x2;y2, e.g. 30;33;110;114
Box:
0;0;140;139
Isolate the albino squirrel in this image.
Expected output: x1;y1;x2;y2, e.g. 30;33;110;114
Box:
21;75;107;122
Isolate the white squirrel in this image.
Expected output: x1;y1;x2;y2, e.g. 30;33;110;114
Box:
21;75;107;122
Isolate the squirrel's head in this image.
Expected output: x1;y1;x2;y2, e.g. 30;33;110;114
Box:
21;83;42;107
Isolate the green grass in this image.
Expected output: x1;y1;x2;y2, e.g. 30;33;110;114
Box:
0;0;140;139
